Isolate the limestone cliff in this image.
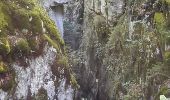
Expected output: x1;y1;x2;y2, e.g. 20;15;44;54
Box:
0;0;170;99
64;0;170;99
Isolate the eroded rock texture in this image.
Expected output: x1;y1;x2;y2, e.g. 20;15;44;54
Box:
64;0;170;99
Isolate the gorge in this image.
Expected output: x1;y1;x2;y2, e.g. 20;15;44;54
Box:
0;0;170;100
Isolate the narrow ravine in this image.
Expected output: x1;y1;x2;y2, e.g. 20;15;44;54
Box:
0;0;170;99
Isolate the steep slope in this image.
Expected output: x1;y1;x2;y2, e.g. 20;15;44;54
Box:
64;0;170;99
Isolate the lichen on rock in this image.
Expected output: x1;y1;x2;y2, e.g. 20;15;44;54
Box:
0;0;66;94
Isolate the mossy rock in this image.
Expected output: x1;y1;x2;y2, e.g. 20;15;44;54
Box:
13;0;36;9
0;38;11;54
13;38;30;54
0;61;8;73
164;0;170;4
164;51;170;65
0;0;65;58
133;22;144;40
154;12;166;27
57;56;68;67
70;74;79;88
166;35;170;45
94;15;106;32
41;15;65;46
0;3;8;30
28;36;40;51
0;61;14;91
94;15;108;41
43;34;62;53
155;86;170;99
1;76;14;92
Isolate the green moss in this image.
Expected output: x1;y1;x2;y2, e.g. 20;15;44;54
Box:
0;3;8;30
43;34;61;53
165;0;170;3
154;12;166;27
166;35;170;45
28;38;39;51
0;0;64;56
0;38;11;54
70;74;79;88
58;56;68;66
41;14;65;46
164;51;170;65
155;86;170;99
15;38;30;53
0;2;12;32
0;61;8;73
31;12;42;33
14;0;36;9
0;61;14;91
165;51;170;58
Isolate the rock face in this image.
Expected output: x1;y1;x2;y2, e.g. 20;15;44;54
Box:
0;0;170;99
0;0;74;99
41;0;70;38
64;0;170;99
63;0;84;50
64;0;125;99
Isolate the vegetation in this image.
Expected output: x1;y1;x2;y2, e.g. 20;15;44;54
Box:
0;0;67;93
0;0;64;56
0;61;8;73
0;38;10;54
101;0;170;99
15;38;30;53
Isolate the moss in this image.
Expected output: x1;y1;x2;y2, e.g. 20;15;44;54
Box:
0;3;8;30
164;51;170;65
0;38;11;54
165;51;170;59
0;0;64;56
13;0;36;9
70;74;79;88
15;38;30;53
57;56;68;66
0;61;14;91
155;86;170;99
154;12;166;27
41;15;65;46
30;12;42;34
0;61;8;73
43;34;61;53
28;38;39;51
94;15;108;40
159;86;169;95
12;9;30;30
165;0;170;4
